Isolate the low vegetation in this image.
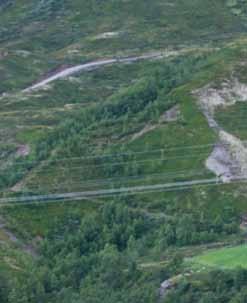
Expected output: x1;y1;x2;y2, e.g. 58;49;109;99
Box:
192;245;247;269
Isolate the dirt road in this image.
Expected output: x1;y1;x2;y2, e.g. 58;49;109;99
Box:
23;52;165;92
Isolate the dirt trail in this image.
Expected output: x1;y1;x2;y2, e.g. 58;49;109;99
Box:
23;52;166;92
131;124;157;141
195;78;247;182
131;105;181;141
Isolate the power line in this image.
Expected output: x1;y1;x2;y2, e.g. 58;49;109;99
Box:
23;169;210;192
0;177;220;203
1;176;246;206
0;180;240;208
3;142;224;167
1;152;210;177
0;177;225;203
8;134;247;167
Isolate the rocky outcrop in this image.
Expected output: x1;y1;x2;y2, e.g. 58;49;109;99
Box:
194;78;247;182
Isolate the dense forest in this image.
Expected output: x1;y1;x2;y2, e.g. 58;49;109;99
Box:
0;202;243;302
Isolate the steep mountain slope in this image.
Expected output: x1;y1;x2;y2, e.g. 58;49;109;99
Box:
1;1;247;302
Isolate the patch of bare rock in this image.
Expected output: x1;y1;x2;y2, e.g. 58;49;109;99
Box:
194;78;247;182
93;31;121;40
159;105;181;123
16;144;30;157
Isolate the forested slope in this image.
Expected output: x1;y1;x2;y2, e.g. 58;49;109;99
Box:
1;1;247;302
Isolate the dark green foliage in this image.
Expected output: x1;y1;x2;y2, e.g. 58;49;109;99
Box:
0;0;13;10
1;201;241;303
157;207;239;249
165;268;247;303
31;0;66;19
0;273;9;302
4;203;158;303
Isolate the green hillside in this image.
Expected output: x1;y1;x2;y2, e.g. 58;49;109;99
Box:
2;1;247;302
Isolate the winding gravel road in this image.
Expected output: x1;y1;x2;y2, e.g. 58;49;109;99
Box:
23;52;165;92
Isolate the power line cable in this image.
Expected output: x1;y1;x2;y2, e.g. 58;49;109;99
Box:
3;142;226;167
23;169;210;192
1;176;246;207
1;152;211;176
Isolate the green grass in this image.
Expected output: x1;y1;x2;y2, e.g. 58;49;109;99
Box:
193;245;247;269
1;198;100;238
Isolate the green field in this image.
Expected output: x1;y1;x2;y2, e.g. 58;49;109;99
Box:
193;245;247;269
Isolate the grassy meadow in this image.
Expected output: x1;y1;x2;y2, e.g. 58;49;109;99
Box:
192;244;247;269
